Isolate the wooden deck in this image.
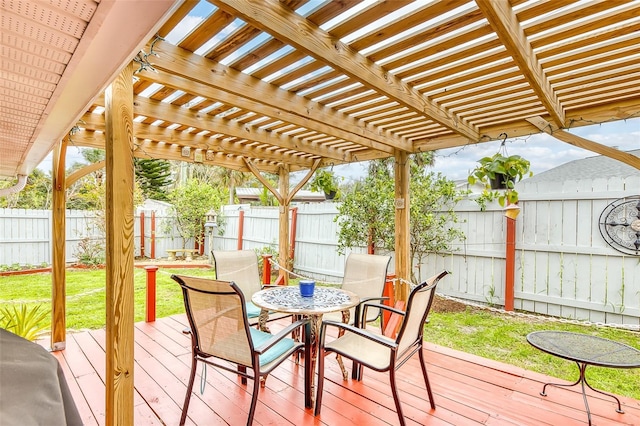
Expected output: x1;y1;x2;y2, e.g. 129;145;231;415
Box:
44;315;640;425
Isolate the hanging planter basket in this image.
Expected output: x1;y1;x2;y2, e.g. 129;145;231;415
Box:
467;136;533;208
489;173;513;190
310;167;341;200
324;190;337;200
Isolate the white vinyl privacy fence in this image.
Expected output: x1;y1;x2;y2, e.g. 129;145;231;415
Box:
0;208;190;266
417;176;640;327
2;175;639;326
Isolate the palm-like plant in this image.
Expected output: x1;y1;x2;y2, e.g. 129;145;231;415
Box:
0;304;50;341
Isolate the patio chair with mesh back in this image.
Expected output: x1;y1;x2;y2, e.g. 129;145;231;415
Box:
322;253;391;328
322;253;391;379
314;270;450;426
212;249;291;329
171;274;311;426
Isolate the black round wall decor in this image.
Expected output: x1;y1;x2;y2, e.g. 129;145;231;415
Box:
598;195;640;256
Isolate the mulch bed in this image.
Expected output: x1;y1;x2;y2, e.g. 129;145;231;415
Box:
431;294;472;313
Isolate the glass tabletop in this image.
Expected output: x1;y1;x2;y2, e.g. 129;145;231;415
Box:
252;286;359;315
527;331;640;368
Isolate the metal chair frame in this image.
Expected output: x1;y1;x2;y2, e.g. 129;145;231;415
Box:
314;270;450;426
172;275;311;426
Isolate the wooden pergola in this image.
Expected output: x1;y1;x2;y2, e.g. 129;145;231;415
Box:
2;1;640;424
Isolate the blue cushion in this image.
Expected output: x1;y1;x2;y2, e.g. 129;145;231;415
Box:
249;328;295;366
245;302;261;318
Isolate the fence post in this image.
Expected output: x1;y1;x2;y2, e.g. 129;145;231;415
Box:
262;254;272;285
140;211;145;258
145;266;158;322
504;214;516;311
237;209;244;250
150;211;156;259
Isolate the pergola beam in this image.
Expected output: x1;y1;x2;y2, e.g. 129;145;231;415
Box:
68;129;282;173
414;97;640;152
81;112;321;168
476;0;565;127
144;40;399;154
211;0;480;143
527;116;640;170
122;94;357;163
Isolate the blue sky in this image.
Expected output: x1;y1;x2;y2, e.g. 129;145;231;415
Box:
327;117;640;183
48;116;639;184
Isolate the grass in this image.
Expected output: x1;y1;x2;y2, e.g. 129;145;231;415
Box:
1;268;638;400
0;267;213;330
426;307;640;400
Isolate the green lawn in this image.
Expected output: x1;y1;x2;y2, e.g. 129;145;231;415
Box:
0;267;213;330
1;268;638;400
426;308;640;400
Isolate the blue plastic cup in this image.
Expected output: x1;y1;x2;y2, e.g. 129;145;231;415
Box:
299;280;315;297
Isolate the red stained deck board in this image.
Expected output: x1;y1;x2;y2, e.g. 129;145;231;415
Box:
39;315;640;426
130;348;186;423
76;370;106;424
72;331;107;379
134;321;189;358
50;345;99;425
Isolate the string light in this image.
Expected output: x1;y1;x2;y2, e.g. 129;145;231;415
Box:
134;35;164;74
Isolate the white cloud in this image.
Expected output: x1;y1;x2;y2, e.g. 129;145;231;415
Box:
429;118;640;181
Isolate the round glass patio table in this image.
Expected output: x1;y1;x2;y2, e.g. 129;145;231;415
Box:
252;286;359;408
527;330;640;425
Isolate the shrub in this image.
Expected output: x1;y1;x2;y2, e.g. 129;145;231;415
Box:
0;304;50;341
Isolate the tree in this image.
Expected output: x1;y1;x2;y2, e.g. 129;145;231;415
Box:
210;166;250;204
66;148;105;210
409;171;466;282
167;179;223;249
0;169;52;209
134;158;172;201
335;170;394;253
336;155;467;283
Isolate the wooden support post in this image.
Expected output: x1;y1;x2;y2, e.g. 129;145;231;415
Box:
505;214;516;311
145;266;158;322
394;150;411;302
104;63;135;426
51;138;67;351
289;207;298;263
277;165;290;285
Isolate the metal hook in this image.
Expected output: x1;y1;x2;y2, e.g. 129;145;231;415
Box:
499;133;508;146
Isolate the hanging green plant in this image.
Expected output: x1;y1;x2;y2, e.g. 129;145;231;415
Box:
310;168;341;199
468;143;532;208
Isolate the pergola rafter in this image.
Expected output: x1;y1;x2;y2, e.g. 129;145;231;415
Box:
146;40;402;154
476;0;564;127
2;1;640;423
212;0;480;143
